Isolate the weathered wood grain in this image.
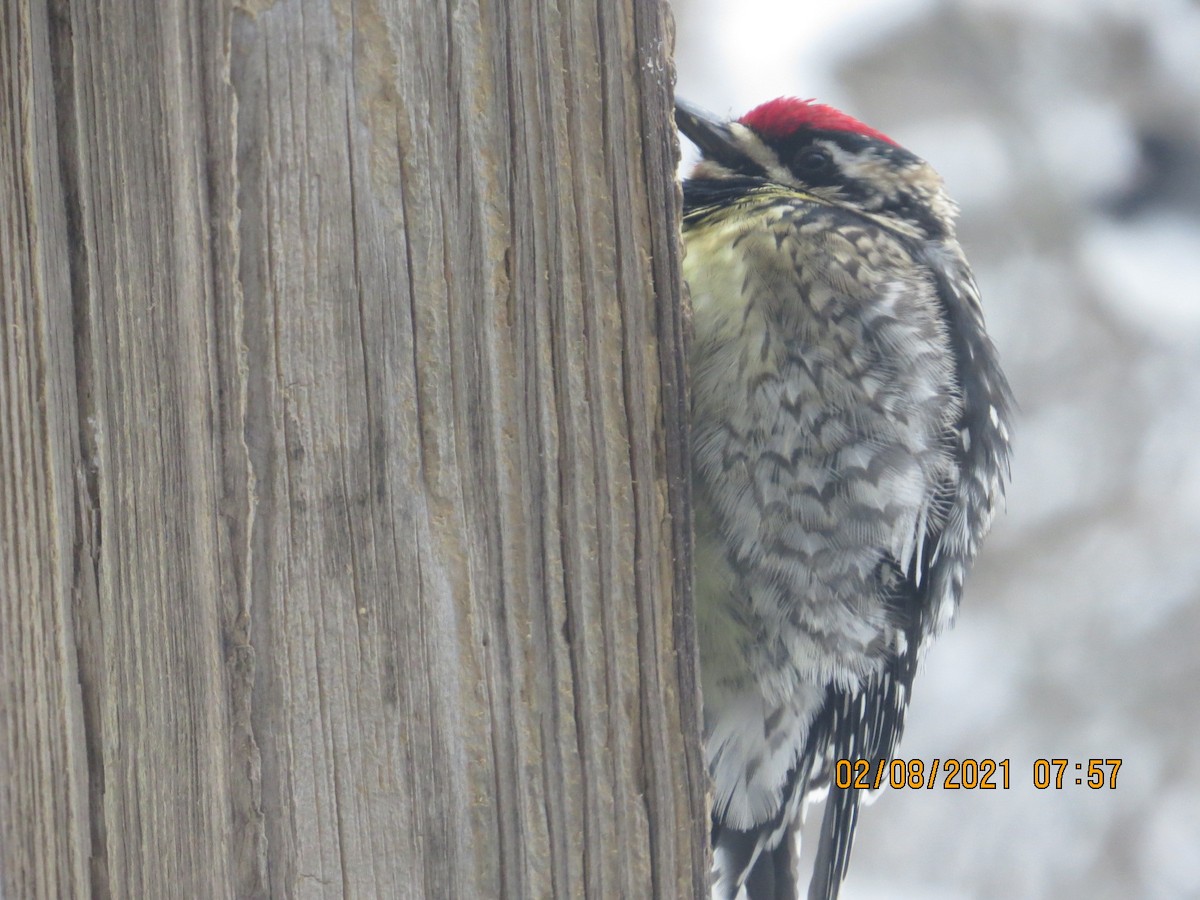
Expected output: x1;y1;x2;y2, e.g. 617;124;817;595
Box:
1;0;704;896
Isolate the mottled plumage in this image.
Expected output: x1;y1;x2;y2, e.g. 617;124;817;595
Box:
677;99;1013;899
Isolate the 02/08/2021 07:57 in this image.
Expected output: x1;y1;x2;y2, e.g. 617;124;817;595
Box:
834;757;1124;790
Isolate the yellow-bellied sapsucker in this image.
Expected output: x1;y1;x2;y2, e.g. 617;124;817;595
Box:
676;97;1013;900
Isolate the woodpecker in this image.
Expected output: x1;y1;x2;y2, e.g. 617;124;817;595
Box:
676;97;1013;900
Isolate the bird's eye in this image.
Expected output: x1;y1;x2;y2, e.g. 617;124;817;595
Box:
795;146;831;173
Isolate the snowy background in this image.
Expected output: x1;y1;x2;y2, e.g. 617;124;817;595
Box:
672;1;1200;897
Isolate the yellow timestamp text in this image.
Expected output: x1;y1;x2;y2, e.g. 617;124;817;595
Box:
835;758;1011;790
1032;758;1122;789
833;758;1124;790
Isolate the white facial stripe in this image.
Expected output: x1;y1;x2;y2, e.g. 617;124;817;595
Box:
826;141;882;180
729;121;785;177
750;135;845;193
766;138;842;187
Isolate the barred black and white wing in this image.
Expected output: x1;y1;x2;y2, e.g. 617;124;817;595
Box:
806;242;1013;900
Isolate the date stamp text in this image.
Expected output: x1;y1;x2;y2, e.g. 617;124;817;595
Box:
834;758;1122;790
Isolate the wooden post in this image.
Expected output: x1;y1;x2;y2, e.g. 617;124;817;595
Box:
0;0;705;895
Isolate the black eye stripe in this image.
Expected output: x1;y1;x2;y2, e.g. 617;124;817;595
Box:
796;146;831;169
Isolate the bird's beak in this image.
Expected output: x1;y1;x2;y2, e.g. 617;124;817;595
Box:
675;99;741;169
